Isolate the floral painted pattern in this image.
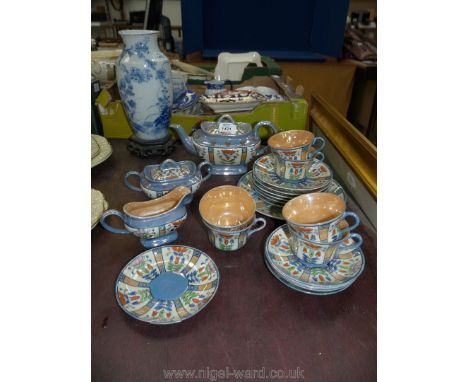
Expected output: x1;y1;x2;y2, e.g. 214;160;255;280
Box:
115;246;219;325
253;154;331;192
124;213;187;239
266;225;363;287
214;148;242;165
208;230;248;251
150;164;192;181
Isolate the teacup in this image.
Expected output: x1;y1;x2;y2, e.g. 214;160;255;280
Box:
268;130;325;160
289;231;363;267
199;185;256;231
274;151;325;181
205;218;266;251
282;192;360;242
100;186;191;248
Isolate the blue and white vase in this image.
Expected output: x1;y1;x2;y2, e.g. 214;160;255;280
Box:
116;30;173;141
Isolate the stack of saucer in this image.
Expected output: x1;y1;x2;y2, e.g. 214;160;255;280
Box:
237;154;346;220
264;225;365;295
264;192;365;295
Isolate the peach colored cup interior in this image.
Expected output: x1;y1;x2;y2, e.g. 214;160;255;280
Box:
268;130;314;149
282;192;346;225
199;186;256;227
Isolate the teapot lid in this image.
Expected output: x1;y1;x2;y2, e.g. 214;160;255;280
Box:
200;114;252;137
144;159;196;183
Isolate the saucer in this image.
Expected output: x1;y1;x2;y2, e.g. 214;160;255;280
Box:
264;259;353;295
253;154;332;192
264;225;364;292
91;134;113;168
115;245;220;325
237;172;284;220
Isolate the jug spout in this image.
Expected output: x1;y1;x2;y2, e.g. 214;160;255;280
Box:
169;124;197;156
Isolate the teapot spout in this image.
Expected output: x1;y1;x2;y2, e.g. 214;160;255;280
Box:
169;124;197;156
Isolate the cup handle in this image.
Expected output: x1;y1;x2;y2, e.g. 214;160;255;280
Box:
337;233;363;254
247;218;267;237
124;171;143;192
311;136;325;152
341;212;361;235
198;161;212;182
253;120;278;140
100;210;130;235
307;150;325;163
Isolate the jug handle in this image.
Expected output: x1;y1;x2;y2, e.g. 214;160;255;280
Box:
124;171;142;192
100;210;130;235
198;161;212;182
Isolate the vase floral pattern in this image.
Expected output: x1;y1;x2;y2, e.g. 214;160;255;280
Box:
116;30;173;141
266;225;364;287
116;246;219;325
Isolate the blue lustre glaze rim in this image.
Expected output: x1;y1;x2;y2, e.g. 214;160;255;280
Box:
114;245;221;325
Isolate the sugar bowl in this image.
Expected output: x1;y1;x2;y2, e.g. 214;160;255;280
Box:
124;159;212;201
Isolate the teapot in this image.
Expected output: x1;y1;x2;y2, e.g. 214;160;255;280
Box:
170;114;278;175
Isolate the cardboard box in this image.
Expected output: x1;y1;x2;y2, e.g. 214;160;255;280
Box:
95;75;308;139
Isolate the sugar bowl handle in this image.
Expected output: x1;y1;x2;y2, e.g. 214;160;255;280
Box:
198;161;212;182
100;210;130;235
160;159;181;171
124;171;143;192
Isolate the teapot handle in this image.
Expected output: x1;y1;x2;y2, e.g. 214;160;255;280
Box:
217;114;236;124
160;159;181;171
253;120;278;140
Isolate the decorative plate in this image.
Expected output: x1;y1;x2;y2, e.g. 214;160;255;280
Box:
91;189;108;229
265;225;364;290
253;154;332;192
237;172;284;220
91;134;113;168
115;246;220;325
173;90;198;111
237;172;347;220
200;90;265;113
